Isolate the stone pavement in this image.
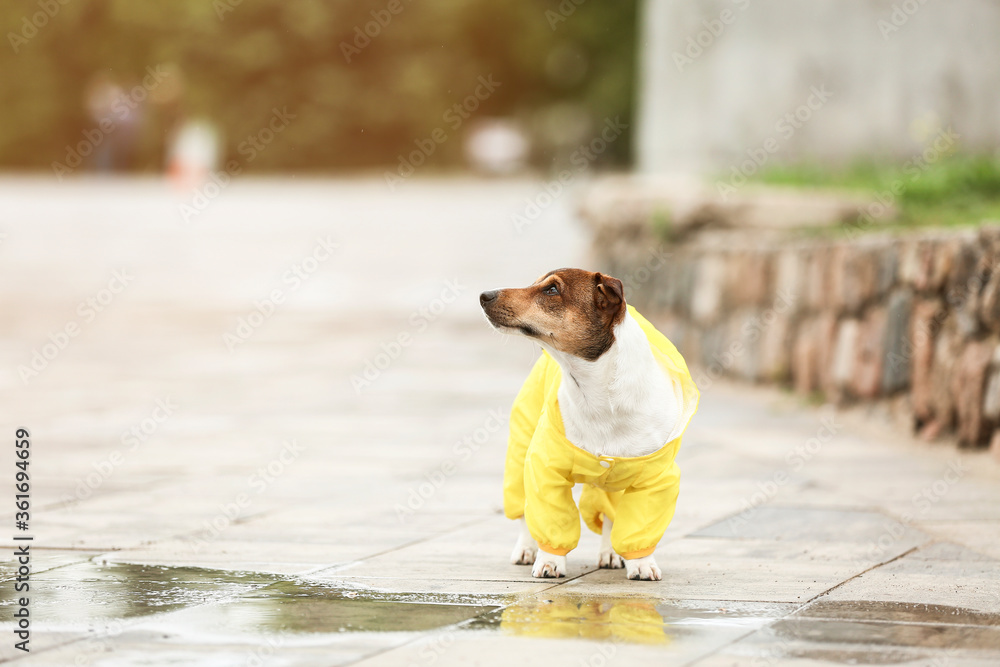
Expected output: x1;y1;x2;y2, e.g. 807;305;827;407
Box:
0;177;998;666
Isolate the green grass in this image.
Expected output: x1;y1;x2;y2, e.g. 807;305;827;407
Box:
753;156;1000;230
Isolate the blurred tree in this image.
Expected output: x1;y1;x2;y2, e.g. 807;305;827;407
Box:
0;0;637;173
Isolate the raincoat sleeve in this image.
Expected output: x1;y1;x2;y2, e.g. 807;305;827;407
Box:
503;353;550;520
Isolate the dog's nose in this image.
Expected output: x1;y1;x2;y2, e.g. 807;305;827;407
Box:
480;290;498;307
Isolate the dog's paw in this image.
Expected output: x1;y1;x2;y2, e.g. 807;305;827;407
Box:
625;556;661;581
511;517;538;565
598;549;624;569
510;543;537;566
531;551;566;578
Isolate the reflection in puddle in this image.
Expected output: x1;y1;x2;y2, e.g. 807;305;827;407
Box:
468;595;790;644
495;597;670;644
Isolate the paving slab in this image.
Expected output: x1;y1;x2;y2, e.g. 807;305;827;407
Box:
816;548;1000;614
0;178;998;665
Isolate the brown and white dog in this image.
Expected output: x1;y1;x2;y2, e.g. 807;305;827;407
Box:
480;268;684;580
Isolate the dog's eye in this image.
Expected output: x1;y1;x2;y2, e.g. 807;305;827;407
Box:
543;284;559;296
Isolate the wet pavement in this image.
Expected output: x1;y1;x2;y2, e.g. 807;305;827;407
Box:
0;177;999;666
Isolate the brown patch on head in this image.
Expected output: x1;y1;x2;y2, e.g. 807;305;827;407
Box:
480;269;626;360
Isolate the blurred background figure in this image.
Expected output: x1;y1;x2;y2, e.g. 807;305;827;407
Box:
166;119;220;191
84;72;142;173
464;119;529;175
146;63;220;190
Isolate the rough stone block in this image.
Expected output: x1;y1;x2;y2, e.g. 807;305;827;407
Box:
852;307;887;398
831;318;860;394
929;238;962;292
828;246;847;312
882;289;914;394
750;251;774;306
774;249;805;315
691;256;726;325
805;249;830;311
929;318;961;430
681;322;702;376
979;269;1000;334
910;299;943;422
982;364;1000;423
698;322;726;374
978;227;1000;284
946;239;983;299
952;340;995;447
725;251;770;308
648;259;679;312
730;313;761;381
815;311;840;394
911;239;937;292
842;248;879;314
677;259;698;315
723;251;744;306
758;312;792;383
792;318;818;394
876;243;899;298
898;239;921;287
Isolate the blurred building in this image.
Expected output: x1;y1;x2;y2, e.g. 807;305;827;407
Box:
636;0;1000;173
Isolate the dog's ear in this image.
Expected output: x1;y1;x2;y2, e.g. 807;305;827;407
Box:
594;273;624;312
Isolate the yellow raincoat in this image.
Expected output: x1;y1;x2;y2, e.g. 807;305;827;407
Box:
504;306;699;560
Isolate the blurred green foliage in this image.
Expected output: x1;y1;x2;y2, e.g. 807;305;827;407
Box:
756;156;1000;228
1;0;637;173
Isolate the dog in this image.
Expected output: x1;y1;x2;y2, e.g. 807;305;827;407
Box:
480;269;699;580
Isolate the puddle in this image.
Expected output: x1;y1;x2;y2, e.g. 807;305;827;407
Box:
654;599;795;626
0;561;278;622
0;560;796;648
797;600;1000;627
716;601;1000;665
774;617;1000;652
1;561;504;634
11;560;994;663
750;601;1000;657
172;581;500;634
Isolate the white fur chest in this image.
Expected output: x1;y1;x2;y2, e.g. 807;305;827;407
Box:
544;312;683;458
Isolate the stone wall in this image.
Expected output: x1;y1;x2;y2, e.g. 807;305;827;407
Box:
595;226;1000;448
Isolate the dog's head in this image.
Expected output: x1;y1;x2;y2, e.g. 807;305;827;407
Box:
479;268;626;361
